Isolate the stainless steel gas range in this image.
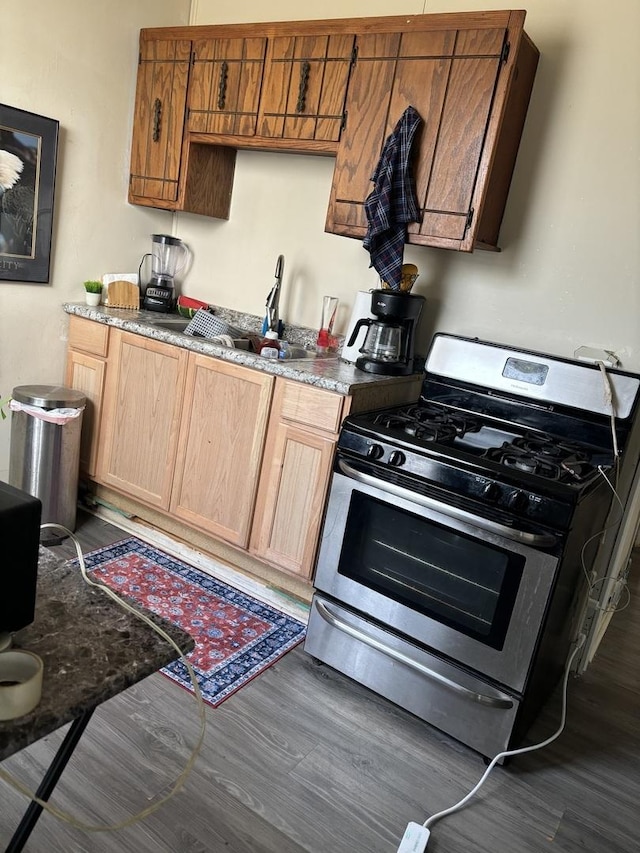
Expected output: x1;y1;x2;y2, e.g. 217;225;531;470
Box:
304;333;640;758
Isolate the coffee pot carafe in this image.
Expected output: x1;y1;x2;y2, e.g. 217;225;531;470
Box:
347;289;425;375
140;234;190;313
359;322;403;363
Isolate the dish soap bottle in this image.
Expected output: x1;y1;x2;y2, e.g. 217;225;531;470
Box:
258;330;281;359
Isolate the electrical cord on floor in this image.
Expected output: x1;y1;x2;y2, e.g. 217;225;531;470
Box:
396;635;586;853
0;523;207;833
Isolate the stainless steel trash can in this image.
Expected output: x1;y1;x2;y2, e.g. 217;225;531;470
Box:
9;385;86;543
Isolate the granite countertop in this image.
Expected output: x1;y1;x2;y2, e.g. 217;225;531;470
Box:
63;303;422;396
0;547;194;762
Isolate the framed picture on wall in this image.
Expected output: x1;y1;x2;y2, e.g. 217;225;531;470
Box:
0;104;59;283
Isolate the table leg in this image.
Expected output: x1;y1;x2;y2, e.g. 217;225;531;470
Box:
5;708;95;853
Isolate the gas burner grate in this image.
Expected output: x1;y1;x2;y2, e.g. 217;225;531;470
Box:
373;404;483;444
484;433;596;482
373;412;459;443
511;435;590;463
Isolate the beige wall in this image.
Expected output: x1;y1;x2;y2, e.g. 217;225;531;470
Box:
183;0;639;369
0;0;190;477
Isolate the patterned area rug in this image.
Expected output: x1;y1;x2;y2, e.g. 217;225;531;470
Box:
75;537;307;707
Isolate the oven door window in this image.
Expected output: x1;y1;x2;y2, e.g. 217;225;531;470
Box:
338;492;525;650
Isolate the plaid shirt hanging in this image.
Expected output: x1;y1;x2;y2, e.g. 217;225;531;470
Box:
363;106;422;290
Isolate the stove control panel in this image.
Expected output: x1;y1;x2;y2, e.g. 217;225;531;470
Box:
339;432;574;531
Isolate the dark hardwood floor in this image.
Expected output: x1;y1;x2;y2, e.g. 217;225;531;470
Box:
1;511;639;852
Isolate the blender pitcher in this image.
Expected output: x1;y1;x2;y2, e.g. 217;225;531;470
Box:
150;234;190;286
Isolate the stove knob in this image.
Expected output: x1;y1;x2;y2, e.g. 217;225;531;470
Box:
507;490;528;512
481;482;500;502
366;443;384;460
388;450;406;467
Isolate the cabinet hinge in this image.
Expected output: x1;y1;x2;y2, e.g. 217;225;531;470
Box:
350;43;358;67
190;49;195;67
341;110;348;132
464;207;474;235
138;51;142;66
501;39;510;64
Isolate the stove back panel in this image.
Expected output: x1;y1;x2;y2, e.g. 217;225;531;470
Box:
426;334;640;419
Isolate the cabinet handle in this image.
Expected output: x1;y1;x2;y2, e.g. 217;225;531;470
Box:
217;60;228;110
314;598;514;710
152;98;162;142
296;61;310;113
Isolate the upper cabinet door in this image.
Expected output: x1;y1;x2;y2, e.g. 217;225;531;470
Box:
257;34;355;142
326;23;529;251
410;28;506;247
187;37;267;136
129;38;191;205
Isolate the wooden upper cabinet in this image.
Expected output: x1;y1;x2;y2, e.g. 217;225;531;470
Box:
326;12;539;251
257;34;354;142
129;38;191;207
128;13;538;248
187;37;266;136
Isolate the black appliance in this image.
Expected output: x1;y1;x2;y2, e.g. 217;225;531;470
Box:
346;289;424;376
305;333;640;758
0;481;41;644
141;234;189;313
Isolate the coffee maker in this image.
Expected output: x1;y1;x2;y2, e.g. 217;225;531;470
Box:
347;289;425;375
141;234;190;313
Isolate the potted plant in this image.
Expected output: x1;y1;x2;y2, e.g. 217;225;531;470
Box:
83;280;103;306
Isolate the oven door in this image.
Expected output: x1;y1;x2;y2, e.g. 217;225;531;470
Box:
314;467;560;694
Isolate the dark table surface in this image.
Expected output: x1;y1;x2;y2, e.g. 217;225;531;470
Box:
0;546;194;762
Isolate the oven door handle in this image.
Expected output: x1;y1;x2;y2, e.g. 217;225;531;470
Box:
314;599;514;710
337;459;558;548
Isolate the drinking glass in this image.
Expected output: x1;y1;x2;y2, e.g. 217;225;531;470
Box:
317;296;339;353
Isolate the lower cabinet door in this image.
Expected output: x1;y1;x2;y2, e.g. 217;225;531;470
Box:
65;349;106;478
170;354;274;547
96;331;188;508
250;422;336;579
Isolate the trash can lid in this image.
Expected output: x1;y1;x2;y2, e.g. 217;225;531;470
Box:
11;385;87;409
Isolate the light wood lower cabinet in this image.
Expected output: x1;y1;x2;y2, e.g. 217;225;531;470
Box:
250;379;344;580
96;330;188;509
170;354;273;547
94;338;274;548
65;316;110;477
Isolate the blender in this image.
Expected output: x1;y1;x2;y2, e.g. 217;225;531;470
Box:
141;234;190;313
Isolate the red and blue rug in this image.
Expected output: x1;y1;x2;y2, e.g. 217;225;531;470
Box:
75;537;307;707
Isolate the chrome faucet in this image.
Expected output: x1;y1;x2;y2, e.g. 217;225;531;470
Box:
265;255;284;334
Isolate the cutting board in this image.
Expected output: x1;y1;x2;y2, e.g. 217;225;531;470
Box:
106;279;139;309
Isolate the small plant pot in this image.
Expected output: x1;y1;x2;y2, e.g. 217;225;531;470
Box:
85;292;101;306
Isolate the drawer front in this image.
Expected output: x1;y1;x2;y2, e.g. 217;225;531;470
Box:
68;316;109;357
280;380;344;434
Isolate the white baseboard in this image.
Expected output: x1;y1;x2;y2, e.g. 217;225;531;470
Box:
89;504;310;624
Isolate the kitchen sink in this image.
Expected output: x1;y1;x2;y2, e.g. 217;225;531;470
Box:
148;318;191;332
147;317;331;360
148;318;251;349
